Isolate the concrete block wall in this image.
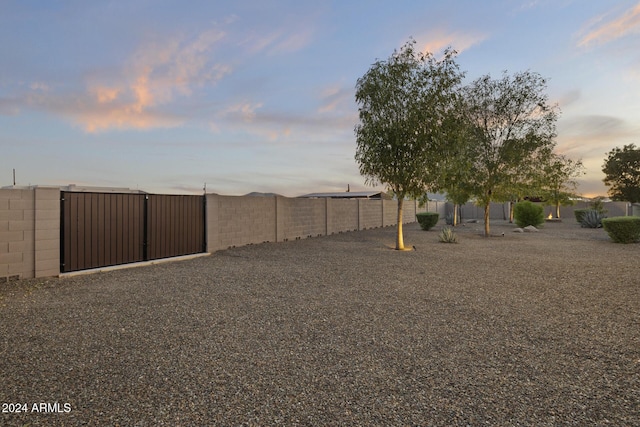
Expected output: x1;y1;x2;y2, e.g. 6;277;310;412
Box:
3;191;427;276
382;199;397;226
327;199;358;234
452;201;630;222
556;201;628;220
403;200;417;223
34;189;60;277
210;194;277;251
0;188;59;280
206;194;421;252
459;201;510;221
276;197;326;241
358;199;383;230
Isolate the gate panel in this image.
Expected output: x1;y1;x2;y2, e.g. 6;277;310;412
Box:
61;192;145;273
147;194;205;260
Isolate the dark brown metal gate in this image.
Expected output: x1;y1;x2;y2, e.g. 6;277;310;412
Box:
146;194;206;261
60;192;206;273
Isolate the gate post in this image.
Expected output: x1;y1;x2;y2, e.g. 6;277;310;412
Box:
143;194;149;261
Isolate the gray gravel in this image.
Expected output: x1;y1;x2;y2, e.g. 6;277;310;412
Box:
1;220;639;426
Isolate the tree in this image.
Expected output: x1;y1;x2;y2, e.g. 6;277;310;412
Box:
540;153;585;218
354;40;463;250
602;144;640;203
461;71;559;236
436;107;474;226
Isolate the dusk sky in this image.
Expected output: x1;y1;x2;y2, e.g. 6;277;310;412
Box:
1;1;639;197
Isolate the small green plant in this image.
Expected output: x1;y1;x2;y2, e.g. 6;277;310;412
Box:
580;209;605;228
445;212;454;226
590;197;608;215
574;208;590;223
438;226;458;243
602;216;640;243
513;201;544;228
416;212;439;230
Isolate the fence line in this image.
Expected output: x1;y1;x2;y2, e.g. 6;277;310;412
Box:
206;195;445;251
0;186;634;280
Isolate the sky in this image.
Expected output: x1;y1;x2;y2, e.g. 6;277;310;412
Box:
1;0;639;197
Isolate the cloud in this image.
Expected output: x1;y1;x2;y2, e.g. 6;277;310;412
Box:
7;25;232;132
577;3;640;47
317;84;353;114
415;28;487;55
242;26;315;56
29;82;50;91
559;114;632;139
555;89;581;108
221;102;264;123
92;86;120;104
556;114;639;196
556;114;638;163
0;97;21;115
209;96;356;144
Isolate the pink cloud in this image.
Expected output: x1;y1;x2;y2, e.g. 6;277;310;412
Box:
416;28;487;55
578;3;640;47
57;26;231;132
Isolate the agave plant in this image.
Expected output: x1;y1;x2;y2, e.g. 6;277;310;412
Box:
438;226;458;243
445;212;454;226
580;209;605;228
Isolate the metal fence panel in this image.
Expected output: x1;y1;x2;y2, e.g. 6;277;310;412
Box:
146;194;205;260
61;192;145;273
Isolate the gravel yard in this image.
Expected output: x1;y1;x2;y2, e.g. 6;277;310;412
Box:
1;220;639;426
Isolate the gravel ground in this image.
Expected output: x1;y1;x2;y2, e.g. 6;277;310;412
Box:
1;219;639;426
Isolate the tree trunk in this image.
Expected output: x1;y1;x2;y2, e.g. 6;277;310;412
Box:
453;203;458;226
396;198;404;250
509;201;514;223
555;202;561;218
484;202;490;237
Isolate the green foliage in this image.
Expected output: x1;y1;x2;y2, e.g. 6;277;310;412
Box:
460;71;559;236
354;39;463;197
602;216;640;243
580;209;605;228
589;197;607;214
417;212;439;230
445;212;454;225
540;154;585;218
602;144;640;203
574;208;590;223
513;201;545;228
438;226;458;243
354;39;464;249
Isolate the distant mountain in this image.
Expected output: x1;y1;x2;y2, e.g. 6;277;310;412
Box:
244;192;283;197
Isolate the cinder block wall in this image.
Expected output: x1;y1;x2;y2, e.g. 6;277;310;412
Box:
276;197;326;241
403;200;417;223
557;201;628;220
208;194;277;251
0;188;59;280
327;199;358;234
34;189;60;277
382;199;397;226
206;195;420;251
459;201;510;221
358;199;383;230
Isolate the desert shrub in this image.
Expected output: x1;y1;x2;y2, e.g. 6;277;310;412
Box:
438;226;458;243
513;201;544;228
580;209;605;228
602;216;640;243
590;197;608;214
574;208;590;223
416;212;439;230
445;212;454;225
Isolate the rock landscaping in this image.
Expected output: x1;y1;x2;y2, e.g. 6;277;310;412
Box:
0;220;638;426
